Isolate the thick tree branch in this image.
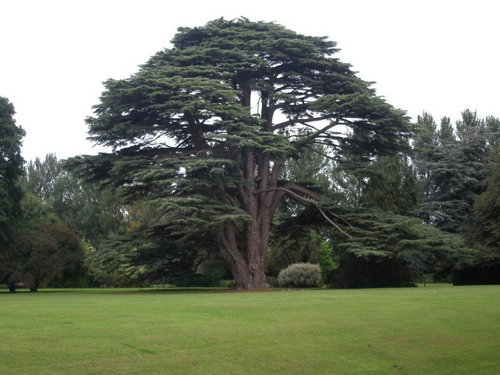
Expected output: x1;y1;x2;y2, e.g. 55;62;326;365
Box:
293;119;340;148
263;182;321;214
175;230;204;244
216;224;239;263
258;183;351;238
262;187;314;204
215;177;239;207
245;150;255;183
272;114;335;131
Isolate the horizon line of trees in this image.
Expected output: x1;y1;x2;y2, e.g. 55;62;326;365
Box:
2;94;499;290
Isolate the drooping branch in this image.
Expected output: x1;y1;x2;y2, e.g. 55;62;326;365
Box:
257;184;352;238
318;207;352;239
328;210;353;228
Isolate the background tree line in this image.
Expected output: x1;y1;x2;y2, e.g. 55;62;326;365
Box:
2;101;499;290
1;20;499;290
4;105;499;290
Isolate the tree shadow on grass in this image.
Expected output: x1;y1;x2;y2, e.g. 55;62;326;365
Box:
0;287;227;296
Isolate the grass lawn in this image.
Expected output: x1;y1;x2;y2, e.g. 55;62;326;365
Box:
1;284;499;374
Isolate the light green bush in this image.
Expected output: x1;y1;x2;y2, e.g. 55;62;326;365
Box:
277;263;321;288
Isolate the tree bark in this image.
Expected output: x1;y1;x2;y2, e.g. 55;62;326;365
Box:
30;279;40;292
216;205;271;290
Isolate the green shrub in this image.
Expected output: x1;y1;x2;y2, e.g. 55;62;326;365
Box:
316;236;337;284
277;263;321;288
265;275;279;287
195;259;231;287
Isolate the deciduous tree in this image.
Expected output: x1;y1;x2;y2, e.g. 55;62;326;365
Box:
0;194;85;292
21;154;127;246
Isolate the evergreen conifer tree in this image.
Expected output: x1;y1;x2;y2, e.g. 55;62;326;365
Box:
69;18;411;289
0;96;25;244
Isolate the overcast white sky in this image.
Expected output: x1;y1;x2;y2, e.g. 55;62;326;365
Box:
2;0;499;162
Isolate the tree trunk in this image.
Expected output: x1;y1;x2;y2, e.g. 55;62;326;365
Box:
30;280;40;292
8;284;16;293
216;92;278;289
216;221;268;290
227;255;266;290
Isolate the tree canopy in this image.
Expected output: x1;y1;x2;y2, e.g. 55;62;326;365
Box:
467;147;500;266
414;110;495;234
69;18;411;289
0;96;25;244
0;223;85;292
0;192;85;292
21;154;127;246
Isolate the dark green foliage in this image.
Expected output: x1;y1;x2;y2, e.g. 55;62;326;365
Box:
415;110;494;234
68;18;410;289
356;155;418;215
453;264;500;285
486;116;500;147
279;205;474;284
1;193;85;291
139;232;222;287
413;113;439;166
194;258;232;287
438;117;455;143
338;209;473;273
0;224;85;292
337;253;416;288
0;96;25;244
412;111;500;285
266;226;321;277
88;221;223;287
277;262;321;288
466;148;500;266
321;154;422;287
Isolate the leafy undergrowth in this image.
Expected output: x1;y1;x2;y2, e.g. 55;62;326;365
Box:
1;284;499;374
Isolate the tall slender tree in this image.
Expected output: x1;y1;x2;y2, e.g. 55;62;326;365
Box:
69;18;411;289
0;96;25;244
